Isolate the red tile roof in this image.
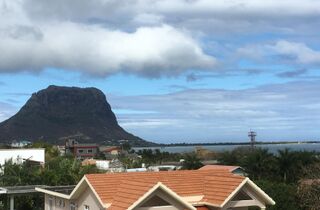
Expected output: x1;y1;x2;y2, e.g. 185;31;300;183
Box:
103;147;121;153
85;169;245;209
199;165;241;172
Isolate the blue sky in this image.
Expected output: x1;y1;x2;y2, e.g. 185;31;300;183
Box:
1;0;320;143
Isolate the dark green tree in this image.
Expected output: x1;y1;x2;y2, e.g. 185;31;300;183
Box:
182;154;203;170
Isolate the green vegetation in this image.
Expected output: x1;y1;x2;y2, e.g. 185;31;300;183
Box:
181;154;203;170
119;149;184;168
218;147;320;210
0;143;319;210
0;143;100;210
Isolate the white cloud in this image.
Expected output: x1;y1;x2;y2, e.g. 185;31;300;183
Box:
108;81;320;141
23;0;320;21
271;40;320;64
22;0;320;35
236;40;320;67
1;0;320;77
0;22;216;77
0;102;16;122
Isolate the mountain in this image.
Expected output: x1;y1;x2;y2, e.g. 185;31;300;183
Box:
0;85;154;146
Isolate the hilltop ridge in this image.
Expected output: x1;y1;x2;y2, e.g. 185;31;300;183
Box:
0;85;154;146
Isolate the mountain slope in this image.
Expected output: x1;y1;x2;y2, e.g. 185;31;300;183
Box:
0;85;153;146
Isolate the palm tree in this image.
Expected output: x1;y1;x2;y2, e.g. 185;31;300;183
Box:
242;148;275;180
276;148;296;183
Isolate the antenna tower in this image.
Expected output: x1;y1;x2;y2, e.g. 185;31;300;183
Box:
248;130;257;149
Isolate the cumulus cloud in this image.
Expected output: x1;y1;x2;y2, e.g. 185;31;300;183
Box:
0;22;216;77
0;0;216;77
1;0;320;77
108;81;320;141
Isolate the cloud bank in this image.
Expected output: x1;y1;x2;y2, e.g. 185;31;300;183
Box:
0;0;216;77
109;80;320;142
1;0;320;77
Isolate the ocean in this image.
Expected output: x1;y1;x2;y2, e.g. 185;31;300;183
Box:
134;143;320;154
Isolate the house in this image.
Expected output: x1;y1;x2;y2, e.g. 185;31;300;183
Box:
199;165;246;176
0;148;45;167
65;139;99;159
82;159;110;170
126;168;147;172
36;169;275;210
108;158;125;173
148;165;178;171
10;140;32;148
102;146;122;156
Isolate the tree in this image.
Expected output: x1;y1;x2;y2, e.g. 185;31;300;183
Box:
121;142;132;152
256;180;300;210
182;154;203;170
298;163;320;210
276;148;296;183
242;148;276;180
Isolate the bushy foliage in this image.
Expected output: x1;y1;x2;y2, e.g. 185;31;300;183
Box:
181;154;203;170
0;143;100;210
218;147;319;210
136;149;183;166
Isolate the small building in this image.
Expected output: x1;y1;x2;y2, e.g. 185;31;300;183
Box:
148;165;178;171
102;146;122;156
126;168;147;172
108;158;125;173
194;146;217;159
82;159;110;170
65;139;98;159
0;148;45;167
0;185;74;210
36;169;275;210
10;140;32;148
57;145;66;156
199;165;246;176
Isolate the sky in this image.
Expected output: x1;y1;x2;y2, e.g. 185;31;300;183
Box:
0;0;320;143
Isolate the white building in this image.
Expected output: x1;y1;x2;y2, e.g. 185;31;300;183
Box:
0;148;45;166
10;140;32;148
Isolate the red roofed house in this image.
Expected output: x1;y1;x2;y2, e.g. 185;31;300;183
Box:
102;147;122;156
36;170;275;210
199;165;246;176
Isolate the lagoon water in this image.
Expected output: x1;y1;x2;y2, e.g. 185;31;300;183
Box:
134;143;320;154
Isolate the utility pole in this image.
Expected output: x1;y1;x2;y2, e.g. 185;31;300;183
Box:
248;130;257;149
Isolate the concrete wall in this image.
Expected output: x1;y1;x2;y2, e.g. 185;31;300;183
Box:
45;194;70;210
77;187;104;210
44;188;104;210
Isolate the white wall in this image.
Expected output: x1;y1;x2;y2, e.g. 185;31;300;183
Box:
0;148;45;166
95;160;109;170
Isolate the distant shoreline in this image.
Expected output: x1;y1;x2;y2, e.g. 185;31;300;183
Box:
157;141;320;147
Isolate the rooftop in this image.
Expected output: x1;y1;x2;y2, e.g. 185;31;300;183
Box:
86;169;245;208
198;165;242;172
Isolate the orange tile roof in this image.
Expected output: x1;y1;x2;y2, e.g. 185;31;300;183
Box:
198;165;241;172
103;147;121;153
85;169;245;209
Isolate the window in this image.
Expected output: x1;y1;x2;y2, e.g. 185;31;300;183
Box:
70;202;77;210
87;149;93;153
78;149;84;153
84;205;90;210
57;199;65;207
